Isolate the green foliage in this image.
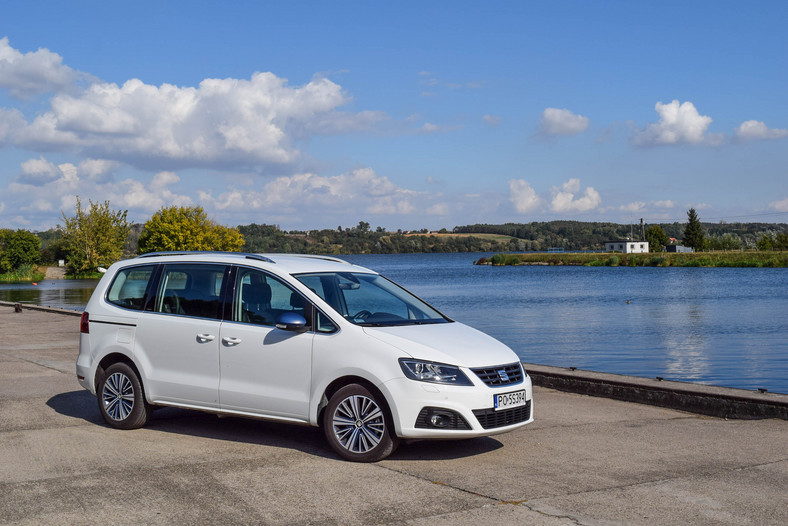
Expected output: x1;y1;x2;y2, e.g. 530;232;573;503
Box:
509;251;788;267
453;221;787;251
60;198;131;275
489;253;522;265
138;206;244;253
683;208;705;251
0;229;40;273
705;233;742;251
757;234;774;251
36;229;69;265
645;225;669;252
0;264;45;282
776;232;788;251
238;224;512;255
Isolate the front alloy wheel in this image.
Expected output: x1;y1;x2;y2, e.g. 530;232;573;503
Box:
323;384;398;462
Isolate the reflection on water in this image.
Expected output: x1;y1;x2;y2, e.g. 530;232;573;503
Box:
0;279;98;311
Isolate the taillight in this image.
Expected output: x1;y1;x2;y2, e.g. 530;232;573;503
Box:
80;312;90;334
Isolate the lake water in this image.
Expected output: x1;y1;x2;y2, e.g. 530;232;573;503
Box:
2;253;786;394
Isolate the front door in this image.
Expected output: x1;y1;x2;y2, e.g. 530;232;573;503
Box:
218;268;313;420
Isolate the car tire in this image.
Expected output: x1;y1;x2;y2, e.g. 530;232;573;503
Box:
323;384;399;462
97;362;151;429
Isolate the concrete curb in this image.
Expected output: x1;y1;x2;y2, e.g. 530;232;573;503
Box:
523;362;788;420
3;302;785;420
0;300;82;317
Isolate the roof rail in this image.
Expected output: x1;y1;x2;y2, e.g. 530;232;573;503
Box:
273;254;351;264
136;251;275;264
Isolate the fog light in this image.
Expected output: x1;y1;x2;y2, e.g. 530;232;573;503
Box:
415;407;472;430
430;414;449;428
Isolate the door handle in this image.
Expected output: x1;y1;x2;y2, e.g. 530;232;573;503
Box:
196;333;215;342
222;336;242;346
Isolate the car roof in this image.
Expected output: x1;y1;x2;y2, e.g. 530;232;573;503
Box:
129;252;376;275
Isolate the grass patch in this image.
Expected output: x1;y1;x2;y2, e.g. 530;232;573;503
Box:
0;264;46;282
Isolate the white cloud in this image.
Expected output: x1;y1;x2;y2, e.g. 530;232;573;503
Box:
735;120;788;141
419;123;440;134
5;157;192;225
18;156;61;185
509;179;542;213
426;203;449;215
769;197;788;212
105;173;192;211
7;73;385;169
0;108;27;141
550;178;601;213
483;114;501;127
620;201;646;213
201;167;421;217
652;200;675;208
77;158;119;182
539;108;589;136
0;37;83;99
633;100;718;146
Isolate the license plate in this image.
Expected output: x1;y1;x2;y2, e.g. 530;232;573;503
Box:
494;390;527;411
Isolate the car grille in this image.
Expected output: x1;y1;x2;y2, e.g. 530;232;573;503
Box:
471;362;524;387
472;401;531;430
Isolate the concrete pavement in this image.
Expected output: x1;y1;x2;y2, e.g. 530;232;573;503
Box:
1;306;786;525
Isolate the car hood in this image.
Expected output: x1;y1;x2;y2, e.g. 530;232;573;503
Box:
362;322;519;369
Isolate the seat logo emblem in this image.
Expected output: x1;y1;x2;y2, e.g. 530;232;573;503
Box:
498;369;509;382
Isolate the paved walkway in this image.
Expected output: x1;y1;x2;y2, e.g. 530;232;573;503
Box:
1;306;786;525
43;266;67;279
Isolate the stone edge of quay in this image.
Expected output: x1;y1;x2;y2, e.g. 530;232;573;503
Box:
3;301;785;420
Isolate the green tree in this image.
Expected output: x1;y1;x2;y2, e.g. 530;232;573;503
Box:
683;208;705;251
756;234;774;251
776;232;788;251
60;198;131;274
138;205;244;253
706;233;742;251
0;229;41;273
644;225;669;252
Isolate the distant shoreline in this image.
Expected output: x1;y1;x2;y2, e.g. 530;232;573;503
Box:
475;251;788;268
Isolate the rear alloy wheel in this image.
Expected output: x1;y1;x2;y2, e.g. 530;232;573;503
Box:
97;362;151;429
323;384;399;462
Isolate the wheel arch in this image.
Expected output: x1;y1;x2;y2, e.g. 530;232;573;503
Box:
95;353;143;394
317;375;399;437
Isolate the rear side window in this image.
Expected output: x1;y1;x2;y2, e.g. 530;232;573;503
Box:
155;264;227;319
106;265;155;311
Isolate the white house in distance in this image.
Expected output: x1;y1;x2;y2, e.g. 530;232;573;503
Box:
605;240;649;253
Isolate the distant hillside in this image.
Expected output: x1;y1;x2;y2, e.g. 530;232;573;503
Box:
453;221;788;251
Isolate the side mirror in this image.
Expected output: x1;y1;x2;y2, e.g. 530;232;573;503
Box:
275;312;307;332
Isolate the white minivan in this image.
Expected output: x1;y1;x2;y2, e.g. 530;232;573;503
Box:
76;252;533;461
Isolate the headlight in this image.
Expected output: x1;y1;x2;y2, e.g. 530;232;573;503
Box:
399;359;473;386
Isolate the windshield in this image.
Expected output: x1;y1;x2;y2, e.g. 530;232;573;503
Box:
295;272;449;326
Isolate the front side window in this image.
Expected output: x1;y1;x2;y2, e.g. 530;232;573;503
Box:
155;264;227;319
296;272;449;327
235;268;310;328
106;265;155;311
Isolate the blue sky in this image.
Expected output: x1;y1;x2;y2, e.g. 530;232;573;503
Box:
1;0;787;231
